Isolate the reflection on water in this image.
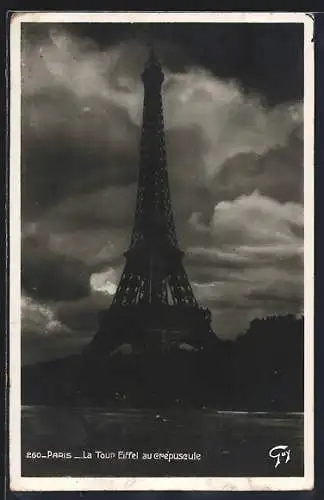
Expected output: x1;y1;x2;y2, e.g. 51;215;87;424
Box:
21;406;303;477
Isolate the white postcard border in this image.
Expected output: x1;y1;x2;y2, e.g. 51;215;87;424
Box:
9;11;315;492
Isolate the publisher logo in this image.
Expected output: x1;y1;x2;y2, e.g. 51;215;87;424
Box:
269;445;291;469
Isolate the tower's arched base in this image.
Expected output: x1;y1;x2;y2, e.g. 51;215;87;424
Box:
77;304;220;408
85;303;216;357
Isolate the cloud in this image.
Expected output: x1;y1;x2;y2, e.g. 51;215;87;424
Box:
90;267;119;296
22;233;92;301
55;292;112;332
164;70;302;177
38;228;127;269
22;30;144;219
186;191;303;338
44;185;136;233
211;191;303;244
21;293;94;365
214;129;303;204
22;27;303;221
21;291;108;365
21;294;68;336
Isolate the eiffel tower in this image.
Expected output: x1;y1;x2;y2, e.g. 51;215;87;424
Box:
85;48;215;361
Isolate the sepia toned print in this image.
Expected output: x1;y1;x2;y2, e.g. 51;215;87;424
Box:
10;12;314;491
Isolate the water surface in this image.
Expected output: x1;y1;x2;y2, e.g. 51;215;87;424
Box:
21;405;303;477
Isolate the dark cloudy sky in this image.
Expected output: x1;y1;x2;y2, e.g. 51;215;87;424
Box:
21;22;304;365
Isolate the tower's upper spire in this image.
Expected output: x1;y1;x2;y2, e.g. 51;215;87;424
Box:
141;42;164;85
146;45;162;69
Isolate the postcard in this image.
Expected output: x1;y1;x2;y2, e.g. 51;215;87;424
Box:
9;11;314;491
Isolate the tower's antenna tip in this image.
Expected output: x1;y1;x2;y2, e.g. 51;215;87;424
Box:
142;25;156;60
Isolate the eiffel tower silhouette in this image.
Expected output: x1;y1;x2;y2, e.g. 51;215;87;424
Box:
84;46;215;362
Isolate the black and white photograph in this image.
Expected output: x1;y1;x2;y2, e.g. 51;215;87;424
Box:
9;12;314;491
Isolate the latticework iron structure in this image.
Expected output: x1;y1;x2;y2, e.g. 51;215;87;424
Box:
87;49;215;355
